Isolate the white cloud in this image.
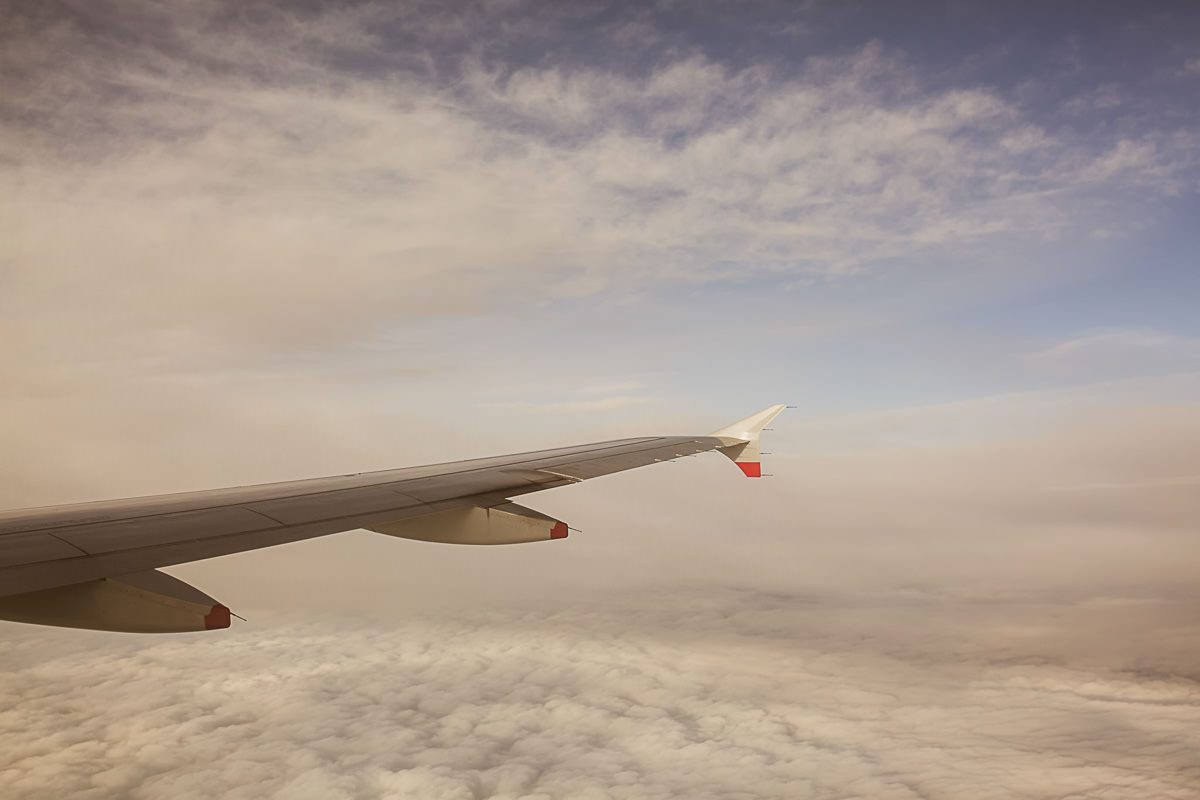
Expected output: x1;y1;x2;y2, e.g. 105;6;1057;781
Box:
1;4;1195;492
484;394;650;413
1026;329;1200;374
576;381;646;396
2;2;1195;378
1;588;1198;800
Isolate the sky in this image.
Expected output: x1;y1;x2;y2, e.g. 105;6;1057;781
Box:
1;1;1199;798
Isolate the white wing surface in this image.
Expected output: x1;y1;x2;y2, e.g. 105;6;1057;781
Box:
0;406;785;632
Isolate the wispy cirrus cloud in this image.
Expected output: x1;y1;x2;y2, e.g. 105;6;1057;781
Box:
483;394;651;415
1028;328;1199;360
1023;329;1200;384
3;1;1196;377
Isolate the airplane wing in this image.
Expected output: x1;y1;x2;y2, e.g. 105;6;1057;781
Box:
0;405;786;633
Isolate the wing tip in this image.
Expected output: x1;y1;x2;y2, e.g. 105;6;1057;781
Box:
710;404;788;441
735;461;762;478
715;404;786;478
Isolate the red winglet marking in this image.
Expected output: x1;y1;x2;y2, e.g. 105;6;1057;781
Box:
735;462;761;478
205;604;232;630
550;522;569;539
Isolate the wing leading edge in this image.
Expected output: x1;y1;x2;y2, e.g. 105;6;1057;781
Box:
0;406;785;632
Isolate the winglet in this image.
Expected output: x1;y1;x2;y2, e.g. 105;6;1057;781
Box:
711;404;787;478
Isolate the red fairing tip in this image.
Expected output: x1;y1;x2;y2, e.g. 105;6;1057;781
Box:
550;522;569;539
205;604;232;630
735;462;762;478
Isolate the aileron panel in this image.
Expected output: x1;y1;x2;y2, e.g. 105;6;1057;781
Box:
0;533;87;568
245;487;425;526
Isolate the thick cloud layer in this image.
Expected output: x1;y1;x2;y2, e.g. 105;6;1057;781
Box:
2;589;1198;800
